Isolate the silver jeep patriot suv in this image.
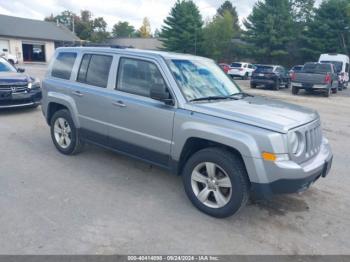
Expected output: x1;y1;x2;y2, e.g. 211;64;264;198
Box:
42;47;333;218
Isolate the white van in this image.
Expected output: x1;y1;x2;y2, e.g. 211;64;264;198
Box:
319;53;349;90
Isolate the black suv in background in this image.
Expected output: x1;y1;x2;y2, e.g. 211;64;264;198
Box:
0;57;41;109
251;65;291;90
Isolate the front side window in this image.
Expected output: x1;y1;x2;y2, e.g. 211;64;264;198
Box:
77;54;113;88
167;59;241;101
116;57;167;97
51;52;77;80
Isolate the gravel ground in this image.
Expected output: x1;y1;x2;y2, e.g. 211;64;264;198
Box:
0;65;349;255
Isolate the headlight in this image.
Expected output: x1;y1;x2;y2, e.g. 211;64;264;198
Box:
288;131;303;155
28;80;40;89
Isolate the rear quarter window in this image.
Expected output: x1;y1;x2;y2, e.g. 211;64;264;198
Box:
51;52;77;80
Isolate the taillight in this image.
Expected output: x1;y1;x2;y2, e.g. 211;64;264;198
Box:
291;72;296;81
239;68;244;71
324;73;331;84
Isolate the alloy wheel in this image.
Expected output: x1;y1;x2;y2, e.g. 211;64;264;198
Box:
53;117;72;149
191;162;232;209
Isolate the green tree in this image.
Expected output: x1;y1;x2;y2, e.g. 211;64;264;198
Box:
112;21;135;37
217;1;241;34
138;17;152;38
243;0;294;64
45;10;109;43
302;0;350;59
160;0;203;55
203;11;235;61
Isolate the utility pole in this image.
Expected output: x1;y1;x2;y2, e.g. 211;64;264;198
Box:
72;16;75;34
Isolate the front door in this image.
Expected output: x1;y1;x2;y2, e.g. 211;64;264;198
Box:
108;57;175;167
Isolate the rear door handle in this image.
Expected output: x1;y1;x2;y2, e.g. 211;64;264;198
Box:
112;100;126;108
72;91;84;97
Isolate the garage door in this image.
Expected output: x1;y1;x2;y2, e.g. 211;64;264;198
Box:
0;39;9;52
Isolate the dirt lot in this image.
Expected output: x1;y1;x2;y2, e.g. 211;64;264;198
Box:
0;64;349;255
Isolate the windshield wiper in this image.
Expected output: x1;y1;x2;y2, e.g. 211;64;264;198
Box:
190;95;237;102
230;92;254;98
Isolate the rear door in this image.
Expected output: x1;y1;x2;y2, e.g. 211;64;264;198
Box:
68;52;114;143
107;56;176;167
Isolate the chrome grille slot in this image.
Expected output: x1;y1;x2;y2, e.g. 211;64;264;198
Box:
0;84;28;93
291;119;322;164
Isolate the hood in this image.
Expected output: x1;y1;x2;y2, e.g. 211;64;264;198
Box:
185;96;319;133
0;72;31;85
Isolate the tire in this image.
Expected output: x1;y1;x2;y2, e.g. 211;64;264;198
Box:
324;88;331;97
273;79;280;90
338;83;344;91
250;83;257;89
50;109;84;155
332;87;337;94
243;73;249;80
182;147;250;218
292;86;299;95
285;80;291;89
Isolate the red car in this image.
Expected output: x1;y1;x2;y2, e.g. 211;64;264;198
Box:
219;63;230;74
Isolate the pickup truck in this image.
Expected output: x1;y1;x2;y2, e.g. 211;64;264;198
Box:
291;62;339;97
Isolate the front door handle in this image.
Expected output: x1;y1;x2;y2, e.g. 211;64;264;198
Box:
72;91;84;97
112;100;126;108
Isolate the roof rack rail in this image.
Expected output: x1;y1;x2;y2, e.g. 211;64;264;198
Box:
73;43;134;49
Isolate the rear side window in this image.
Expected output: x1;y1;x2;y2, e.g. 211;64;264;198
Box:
116;57;167;97
77;54;113;88
51;52;77;80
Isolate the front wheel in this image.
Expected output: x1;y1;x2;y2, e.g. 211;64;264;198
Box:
50;109;84;155
182;148;249;218
273;79;280;90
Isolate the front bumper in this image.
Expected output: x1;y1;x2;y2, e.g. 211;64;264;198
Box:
250;138;333;199
0;89;42;109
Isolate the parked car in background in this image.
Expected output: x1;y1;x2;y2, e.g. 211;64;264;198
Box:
251;65;291;90
291;62;338;97
0;48;18;65
319;53;349;90
289;65;304;74
0;57;41;109
219;63;230;74
227;62;255;79
41;47;333;218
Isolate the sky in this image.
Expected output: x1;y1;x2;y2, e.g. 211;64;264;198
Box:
0;0;260;32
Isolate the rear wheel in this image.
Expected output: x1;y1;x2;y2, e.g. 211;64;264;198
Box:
250;83;257;89
243;73;249;80
50;109;84;155
292;86;299;95
182;148;249;218
285;80;291;89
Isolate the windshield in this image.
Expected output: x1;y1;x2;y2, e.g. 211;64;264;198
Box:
0;58;17;72
320;61;343;73
255;66;274;73
167;59;241;101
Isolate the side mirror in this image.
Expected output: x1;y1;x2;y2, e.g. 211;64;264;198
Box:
17;68;25;73
150;84;173;105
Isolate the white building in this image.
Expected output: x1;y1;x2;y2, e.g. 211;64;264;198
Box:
0;14;80;63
